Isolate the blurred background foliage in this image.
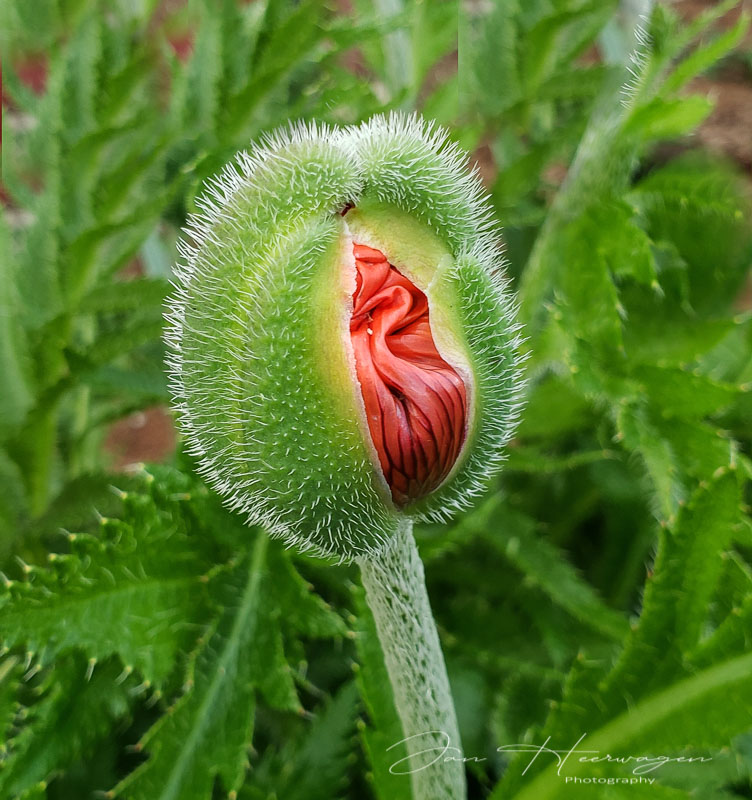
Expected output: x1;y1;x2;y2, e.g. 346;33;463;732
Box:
1;0;752;798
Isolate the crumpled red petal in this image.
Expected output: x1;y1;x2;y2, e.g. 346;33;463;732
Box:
350;242;467;506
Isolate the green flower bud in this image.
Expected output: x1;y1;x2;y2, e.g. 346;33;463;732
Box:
166;114;523;560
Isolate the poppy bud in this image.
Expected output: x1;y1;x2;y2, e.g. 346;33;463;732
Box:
166;114;523;560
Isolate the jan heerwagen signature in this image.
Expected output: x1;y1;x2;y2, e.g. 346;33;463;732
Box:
387;731;713;780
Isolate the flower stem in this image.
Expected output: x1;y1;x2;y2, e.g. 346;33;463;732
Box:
358;520;466;800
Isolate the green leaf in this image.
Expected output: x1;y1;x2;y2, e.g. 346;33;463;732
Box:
517;374;594;440
408;0;457;91
631;155;749;226
666;0;740;56
656;469;742;650
0;217;34;436
599;203;658;289
602;470;743;701
622;308;737;366
14;784;47;800
631;365;741;420
505;445;618;475
272;548;348;640
12;82;64;329
112;536;294;800
3;0;59;49
97;51;157;127
663;10;750;93
60;9;102;144
505;651;752;800
111;515;345;800
517;3;746;329
461;497;629;640
241;682;359;800
79;278;170;313
616;401;685;520
0;654;22;759
522;2;615;96
699;315;752;384
22;471;140;541
556;211;625;354
83;364;169;404
177;0;223;135
0;448;28;560
0;486;209;688
0;655;132;798
223;0;329;139
629;154;752;314
650;416;736;487
459;0;521;116
623;95;714;142
491;651;610;798
706;550;752;626
68;315;164;372
534;65;611;102
691;593;752;671
492;116;589;211
217;0;263;98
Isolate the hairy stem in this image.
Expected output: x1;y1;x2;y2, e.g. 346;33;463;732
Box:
518;0;655;333
358;520;466;800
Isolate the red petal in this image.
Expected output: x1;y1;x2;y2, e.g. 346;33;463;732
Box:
350;242;467;506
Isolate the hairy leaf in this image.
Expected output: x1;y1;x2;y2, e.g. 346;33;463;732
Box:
0;480;210;687
241;682;359;800
0;655;132;798
112;527;346;800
